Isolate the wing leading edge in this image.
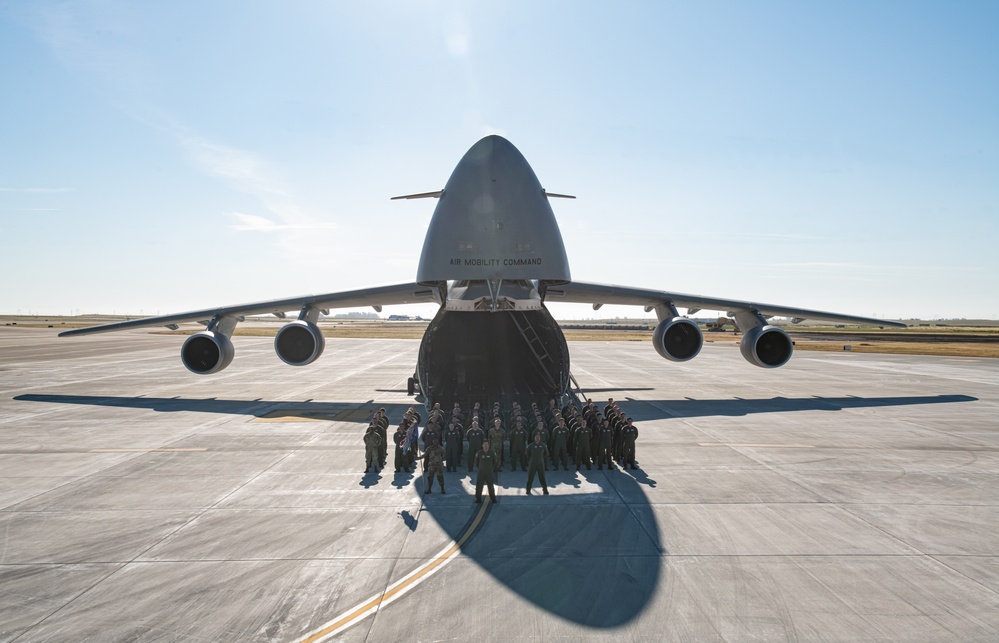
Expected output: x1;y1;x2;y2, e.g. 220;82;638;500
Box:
59;282;439;337
544;281;906;328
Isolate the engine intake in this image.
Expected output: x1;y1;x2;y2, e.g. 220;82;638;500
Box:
275;320;326;366
740;325;793;368
653;317;703;362
181;331;235;374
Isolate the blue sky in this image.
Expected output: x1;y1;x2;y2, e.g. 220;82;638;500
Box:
2;1;997;320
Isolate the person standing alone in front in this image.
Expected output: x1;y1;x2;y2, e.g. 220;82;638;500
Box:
526;433;550;495
474;441;499;504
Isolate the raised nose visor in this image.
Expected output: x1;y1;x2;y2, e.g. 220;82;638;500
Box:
417;135;571;283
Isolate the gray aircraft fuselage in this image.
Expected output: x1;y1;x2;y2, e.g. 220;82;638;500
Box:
411;135;574;410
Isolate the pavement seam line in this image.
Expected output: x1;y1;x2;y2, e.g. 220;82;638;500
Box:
360;484;426;642
298;499;490;643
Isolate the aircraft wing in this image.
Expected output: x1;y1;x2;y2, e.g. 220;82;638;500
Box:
543;280;907;328
59;282;439;337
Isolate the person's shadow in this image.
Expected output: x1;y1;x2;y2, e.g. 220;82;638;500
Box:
359;469;383;488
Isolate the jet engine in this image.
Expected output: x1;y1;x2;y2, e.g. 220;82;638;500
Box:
740;325;793;368
653;317;703;362
181;331;235;374
274;320;326;366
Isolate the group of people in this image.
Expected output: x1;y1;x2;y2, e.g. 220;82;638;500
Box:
363;397;640;504
363;406;422;474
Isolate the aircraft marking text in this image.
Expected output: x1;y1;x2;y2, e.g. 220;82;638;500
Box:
449;257;544;266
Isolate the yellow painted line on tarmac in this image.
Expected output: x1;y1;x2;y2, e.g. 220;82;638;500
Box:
699;443;815;449
252;408;374;423
299;499;491;643
88;448;208;453
252;411;336;423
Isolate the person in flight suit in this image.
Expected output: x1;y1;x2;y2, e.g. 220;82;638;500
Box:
423;439;446;494
393;425;408;473
526;433;550;495
474;441;499;503
451;409;465;462
611;410;625;463
488;417;506;470
375;408;390;435
551;419;570;471
509;420;528;471
363;426;382;473
621;418;639;470
466;420;485;473
444;422;462;472
423;422;442;453
596;419;615;470
574;419;592;471
373;416;388;469
531;421;550;470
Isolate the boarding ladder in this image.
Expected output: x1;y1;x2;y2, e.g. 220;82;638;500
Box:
510;311;557;393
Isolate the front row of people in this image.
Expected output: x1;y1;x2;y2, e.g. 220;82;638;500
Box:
422;433;553;502
364;400;641;503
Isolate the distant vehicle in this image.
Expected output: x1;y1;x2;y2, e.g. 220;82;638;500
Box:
705;317;740;333
61;136;905;409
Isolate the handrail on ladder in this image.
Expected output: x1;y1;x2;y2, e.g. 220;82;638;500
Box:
510;311;556;391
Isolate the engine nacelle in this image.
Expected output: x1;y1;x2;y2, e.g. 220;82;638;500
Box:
274;320;326;366
181;331;235;375
740;325;793;368
653;317;703;362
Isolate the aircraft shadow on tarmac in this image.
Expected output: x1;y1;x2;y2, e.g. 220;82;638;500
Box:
13;393;978;423
12;394;418;423
340;462;662;627
408;466;663;628
626;393;978;418
12;391;978;628
374;386;655;395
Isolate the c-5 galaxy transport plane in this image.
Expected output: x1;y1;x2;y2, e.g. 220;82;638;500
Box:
61;135;905;410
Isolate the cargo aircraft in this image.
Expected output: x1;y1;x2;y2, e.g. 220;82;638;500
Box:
61;135;905;410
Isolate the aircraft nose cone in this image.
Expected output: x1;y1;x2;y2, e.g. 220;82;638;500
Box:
463;134;511;164
417;136;571;282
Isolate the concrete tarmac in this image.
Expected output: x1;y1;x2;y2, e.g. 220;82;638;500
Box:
2;326;998;642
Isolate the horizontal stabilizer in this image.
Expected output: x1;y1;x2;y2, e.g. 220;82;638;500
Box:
391;190;443;200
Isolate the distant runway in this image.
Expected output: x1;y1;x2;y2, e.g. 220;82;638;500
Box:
2;327;998;641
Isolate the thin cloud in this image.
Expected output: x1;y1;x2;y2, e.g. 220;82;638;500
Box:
181;137;290;201
33;3;148;94
767;261;981;274
0;188;74;193
183;137;343;261
694;231;827;242
230;212;337;232
25;5;377;271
